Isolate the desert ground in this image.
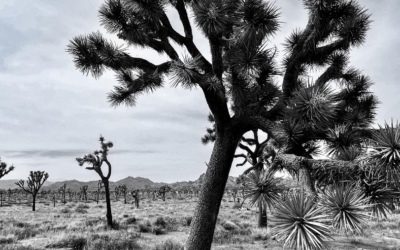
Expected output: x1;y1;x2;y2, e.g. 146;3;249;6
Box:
1;195;400;250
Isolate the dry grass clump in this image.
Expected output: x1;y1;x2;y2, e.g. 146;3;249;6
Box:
0;235;15;244
153;238;184;250
45;232;141;250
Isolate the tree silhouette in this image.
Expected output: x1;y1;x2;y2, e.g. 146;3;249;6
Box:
67;0;377;248
15;171;49;211
0;158;14;179
76;135;114;228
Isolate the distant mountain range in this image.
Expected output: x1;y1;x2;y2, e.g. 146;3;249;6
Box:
0;175;240;191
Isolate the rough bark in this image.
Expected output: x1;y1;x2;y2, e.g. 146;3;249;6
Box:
32;195;36;211
258;200;267;228
103;179;113;228
185;130;241;250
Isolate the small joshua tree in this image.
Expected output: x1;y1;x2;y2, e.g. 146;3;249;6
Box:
96;180;104;204
114;186;121;201
58;183;67;204
0;158;14;179
158;185;171;202
131;189;140;208
76;135;114;227
119;185;127;204
80;185;88;202
15;171;49;211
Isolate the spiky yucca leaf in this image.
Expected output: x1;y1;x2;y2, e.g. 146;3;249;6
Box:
320;183;370;235
234;0;280;44
108;70;163;107
192;0;231;36
271;191;332;250
370;121;400;180
325;125;363;156
170;55;203;89
290;84;337;128
242;170;284;209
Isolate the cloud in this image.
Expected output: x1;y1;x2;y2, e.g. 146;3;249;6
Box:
1;149;157;159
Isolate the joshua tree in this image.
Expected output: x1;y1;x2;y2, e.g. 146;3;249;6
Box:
0;158;14;179
131;189;140;208
58;183;67;204
79;185;88;202
67;0;379;248
15;171;49;211
76;135;114;228
0;190;3;207
113;185;121;201
158;185;171;202
118;185;127;204
67;188;73;202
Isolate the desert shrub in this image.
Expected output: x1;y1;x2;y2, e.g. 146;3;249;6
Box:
137;223;151;233
222;221;238;231
154;238;184;250
0;235;15;244
13;221;30;228
124;217;137;225
45;234;86;250
13;227;40;240
123;214;129;218
232;202;242;209
86;219;101;227
96;205;104;208
152;226;166;235
213;230;233;245
88;233;141;250
240;222;252;229
76;203;90;209
164;217;179;231
2;246;37;250
252;228;269;241
60;207;70;213
154;217;167;228
182;216;192;226
75;206;88;214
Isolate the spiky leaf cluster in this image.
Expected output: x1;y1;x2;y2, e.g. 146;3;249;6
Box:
320;183;370;235
271;191;332;250
242;169;284;208
0;158;14;179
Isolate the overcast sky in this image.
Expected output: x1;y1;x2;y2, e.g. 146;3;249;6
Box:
0;0;399;182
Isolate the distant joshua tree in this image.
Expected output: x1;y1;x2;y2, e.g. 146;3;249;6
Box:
119;185;127;204
58;183;67;204
76;135;114;228
158;185;171;202
15;171;49;211
131;189;140;208
96;180;104;204
0;158;14;179
80;185;88;202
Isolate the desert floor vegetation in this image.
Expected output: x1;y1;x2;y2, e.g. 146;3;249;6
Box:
1;196;400;250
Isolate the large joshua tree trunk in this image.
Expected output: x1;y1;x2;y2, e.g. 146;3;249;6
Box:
32;194;36;211
103;179;113;228
186;130;240;250
258;201;267;228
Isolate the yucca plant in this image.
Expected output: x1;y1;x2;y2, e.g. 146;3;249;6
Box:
242;169;284;227
361;167;399;219
271;191;332;250
320;183;370;235
370;121;400;184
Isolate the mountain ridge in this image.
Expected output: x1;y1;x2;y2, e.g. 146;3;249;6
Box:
0;175;239;191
